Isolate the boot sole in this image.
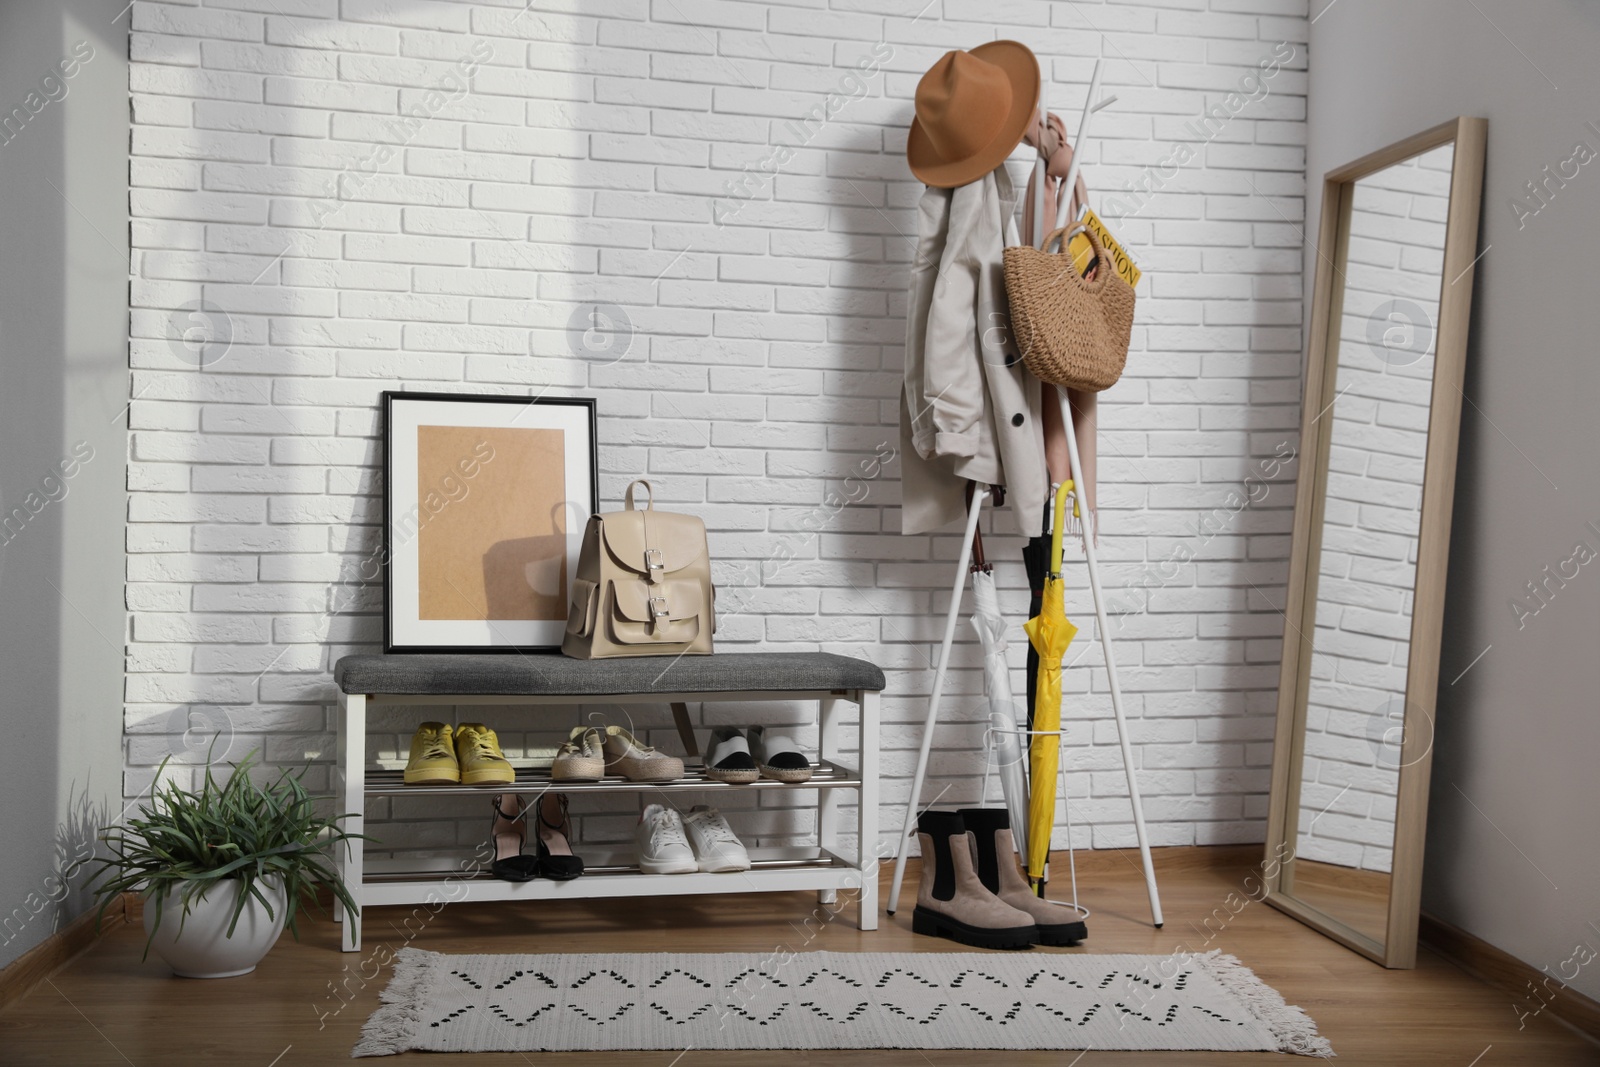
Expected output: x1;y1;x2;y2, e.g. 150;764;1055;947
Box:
911;906;1036;949
1036;920;1088;946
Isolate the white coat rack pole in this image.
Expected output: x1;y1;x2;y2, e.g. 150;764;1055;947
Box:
1033;87;1046;246
887;487;989;916
1044;57;1163;928
1054;59;1113;234
1056;386;1163;928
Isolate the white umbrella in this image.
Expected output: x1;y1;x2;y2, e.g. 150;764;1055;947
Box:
970;568;1030;868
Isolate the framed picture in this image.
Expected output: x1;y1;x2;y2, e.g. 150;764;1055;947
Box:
382;391;598;653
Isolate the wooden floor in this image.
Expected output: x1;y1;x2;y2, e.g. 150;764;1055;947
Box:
2;846;1595;1065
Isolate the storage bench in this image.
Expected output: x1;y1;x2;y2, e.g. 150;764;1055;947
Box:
332;651;883;952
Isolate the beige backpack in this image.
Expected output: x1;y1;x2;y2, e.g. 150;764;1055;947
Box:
561;479;715;659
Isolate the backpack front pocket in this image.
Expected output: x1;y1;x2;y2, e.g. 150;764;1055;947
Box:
607;578;704;646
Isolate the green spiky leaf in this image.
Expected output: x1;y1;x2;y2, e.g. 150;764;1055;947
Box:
89;745;369;960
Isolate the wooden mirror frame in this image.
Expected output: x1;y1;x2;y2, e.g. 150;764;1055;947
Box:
1263;117;1487;969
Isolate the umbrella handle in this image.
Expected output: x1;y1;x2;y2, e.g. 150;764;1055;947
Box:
970;526;989;573
1049;480;1073;575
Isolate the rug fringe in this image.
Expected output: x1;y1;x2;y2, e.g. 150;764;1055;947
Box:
1194;949;1335;1058
352;947;438;1058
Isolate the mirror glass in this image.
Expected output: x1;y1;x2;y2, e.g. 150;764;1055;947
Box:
1287;143;1455;945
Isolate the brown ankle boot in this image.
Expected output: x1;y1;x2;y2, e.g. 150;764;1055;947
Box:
912;810;1038;949
960;807;1087;946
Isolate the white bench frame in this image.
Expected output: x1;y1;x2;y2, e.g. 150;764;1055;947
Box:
334;687;879;952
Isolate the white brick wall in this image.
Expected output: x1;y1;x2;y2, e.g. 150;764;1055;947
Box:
126;0;1309;862
1296;146;1451;873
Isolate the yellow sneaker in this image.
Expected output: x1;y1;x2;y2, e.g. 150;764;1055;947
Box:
404;722;459;785
455;723;515;786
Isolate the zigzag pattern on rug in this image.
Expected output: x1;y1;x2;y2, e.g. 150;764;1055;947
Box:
354;949;1333;1057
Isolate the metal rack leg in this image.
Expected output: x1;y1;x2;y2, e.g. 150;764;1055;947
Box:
338;691;366;952
888;488;987;916
1056;386;1164;928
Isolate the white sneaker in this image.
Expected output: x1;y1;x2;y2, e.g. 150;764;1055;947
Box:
636;803;697;875
683;805;751;873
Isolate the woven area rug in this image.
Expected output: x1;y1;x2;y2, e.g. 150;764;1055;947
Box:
354;948;1332;1057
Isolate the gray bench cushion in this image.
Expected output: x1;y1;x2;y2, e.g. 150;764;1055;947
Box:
335;651;885;697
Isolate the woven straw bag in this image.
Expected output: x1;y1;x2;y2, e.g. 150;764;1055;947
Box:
1002;224;1136;391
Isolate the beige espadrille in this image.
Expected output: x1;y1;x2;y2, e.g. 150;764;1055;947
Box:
551;726;605;782
602;725;684;783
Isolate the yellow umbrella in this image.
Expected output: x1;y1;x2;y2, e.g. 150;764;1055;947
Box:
1022;483;1079;885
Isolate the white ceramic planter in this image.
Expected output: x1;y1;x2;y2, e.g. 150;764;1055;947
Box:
143;877;288;978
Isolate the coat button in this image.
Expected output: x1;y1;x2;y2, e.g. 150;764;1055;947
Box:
1011;413;1025;427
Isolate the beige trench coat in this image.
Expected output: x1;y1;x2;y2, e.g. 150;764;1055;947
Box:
900;166;1047;539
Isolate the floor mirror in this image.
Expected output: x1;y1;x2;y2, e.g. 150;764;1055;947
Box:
1263;117;1487;968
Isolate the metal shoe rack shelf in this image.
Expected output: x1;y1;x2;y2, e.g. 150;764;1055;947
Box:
333;653;883;953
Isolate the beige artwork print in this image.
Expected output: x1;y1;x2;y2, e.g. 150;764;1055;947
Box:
417;424;567;621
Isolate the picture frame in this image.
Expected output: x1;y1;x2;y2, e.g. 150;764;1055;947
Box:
381;391;598;654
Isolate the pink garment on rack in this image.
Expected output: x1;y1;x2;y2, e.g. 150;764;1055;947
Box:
1022;109;1098;533
1021;111;1089;248
1042;387;1097;534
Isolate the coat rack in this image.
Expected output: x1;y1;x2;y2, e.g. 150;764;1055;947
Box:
888;59;1164;929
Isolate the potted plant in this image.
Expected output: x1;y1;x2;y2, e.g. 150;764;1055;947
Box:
92;750;362;978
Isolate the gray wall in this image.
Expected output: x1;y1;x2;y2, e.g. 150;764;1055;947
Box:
0;1;128;969
1307;0;1600;1000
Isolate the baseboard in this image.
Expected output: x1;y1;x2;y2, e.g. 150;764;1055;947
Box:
1019;842;1260;875
0;895;128;1013
1420;912;1600;1042
892;843;1259;883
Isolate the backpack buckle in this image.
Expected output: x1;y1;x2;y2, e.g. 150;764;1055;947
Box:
648;595;670;627
644;547;665;582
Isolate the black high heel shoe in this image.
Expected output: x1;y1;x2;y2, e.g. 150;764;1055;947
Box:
489;795;540;882
536;792;584;881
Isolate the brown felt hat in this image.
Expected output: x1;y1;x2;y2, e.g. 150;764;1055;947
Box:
907;41;1040;189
